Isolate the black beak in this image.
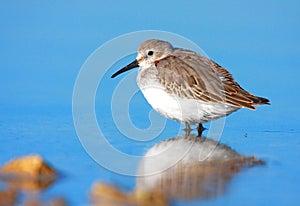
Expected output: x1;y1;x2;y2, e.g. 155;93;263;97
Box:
111;59;139;78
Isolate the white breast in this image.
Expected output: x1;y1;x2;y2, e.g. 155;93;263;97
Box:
141;86;237;124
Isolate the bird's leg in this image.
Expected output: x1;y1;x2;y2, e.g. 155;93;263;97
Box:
197;123;205;137
184;123;191;137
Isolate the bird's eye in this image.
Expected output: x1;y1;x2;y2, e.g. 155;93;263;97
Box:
147;51;154;56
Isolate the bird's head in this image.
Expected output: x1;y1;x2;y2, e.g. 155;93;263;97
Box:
111;39;174;78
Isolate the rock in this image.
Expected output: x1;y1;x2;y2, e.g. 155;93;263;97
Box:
0;155;56;178
90;182;169;206
0;155;57;192
23;197;68;206
90;182;130;205
132;189;168;206
0;190;17;206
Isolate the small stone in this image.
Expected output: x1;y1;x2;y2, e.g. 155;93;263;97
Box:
23;197;68;206
0;190;17;206
0;155;57;192
0;154;56;178
48;197;68;206
90;182;130;205
132;189;168;206
90;181;169;206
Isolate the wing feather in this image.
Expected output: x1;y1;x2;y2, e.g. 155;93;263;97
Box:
155;49;265;109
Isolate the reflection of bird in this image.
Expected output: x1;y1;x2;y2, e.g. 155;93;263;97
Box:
111;39;270;136
136;135;264;200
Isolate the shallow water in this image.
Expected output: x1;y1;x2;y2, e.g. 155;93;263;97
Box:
1;99;300;205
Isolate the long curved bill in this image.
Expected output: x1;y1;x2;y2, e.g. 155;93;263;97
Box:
111;59;139;78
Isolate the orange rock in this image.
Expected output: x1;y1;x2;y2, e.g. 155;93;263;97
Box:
0;155;56;178
0;190;17;206
90;181;169;206
132;189;168;206
90;182;131;205
23;197;67;206
0;155;57;192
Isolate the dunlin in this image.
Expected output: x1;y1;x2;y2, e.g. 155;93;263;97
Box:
111;39;270;136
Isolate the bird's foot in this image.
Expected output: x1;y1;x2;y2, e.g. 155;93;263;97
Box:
197;123;206;137
184;124;191;137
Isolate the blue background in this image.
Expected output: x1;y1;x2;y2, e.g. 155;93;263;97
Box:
1;1;300;205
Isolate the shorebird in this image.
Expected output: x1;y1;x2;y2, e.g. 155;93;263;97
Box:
111;39;270;136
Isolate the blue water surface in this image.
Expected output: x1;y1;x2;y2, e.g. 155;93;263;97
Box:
1;1;300;205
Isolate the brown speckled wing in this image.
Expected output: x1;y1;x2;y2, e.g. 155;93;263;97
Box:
156;49;269;109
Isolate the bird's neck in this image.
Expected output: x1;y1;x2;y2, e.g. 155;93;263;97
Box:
137;65;160;89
